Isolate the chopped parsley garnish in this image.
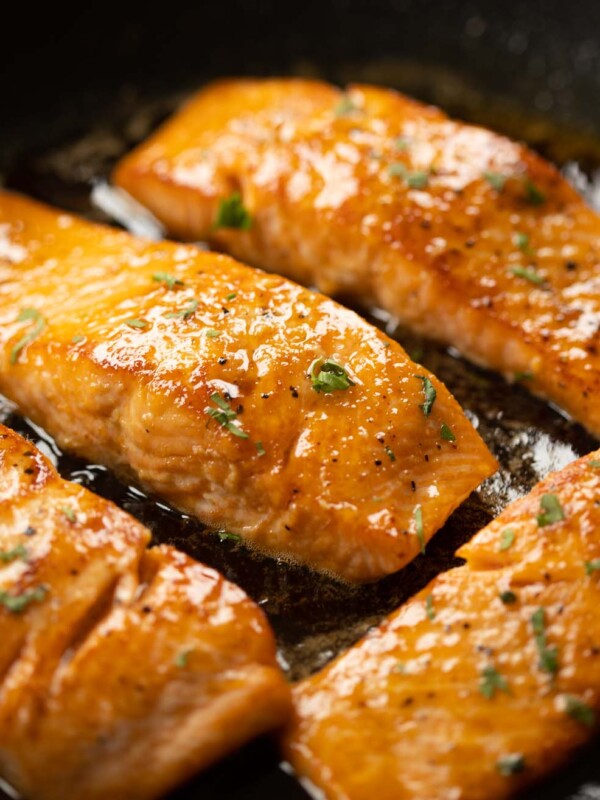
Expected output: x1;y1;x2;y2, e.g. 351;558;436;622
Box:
0;544;28;563
61;506;77;523
153;272;184;289
216;530;242;543
524;180;546;206
536;493;565;527
10;308;46;364
205;328;221;338
175;649;192;668
510;266;545;286
125;318;148;329
384;445;396;462
225;292;237;301
513;232;534;254
589;460;600;469
395;136;410;151
334;95;358;117
255;441;266;457
425;594;435;620
514;371;533;381
563;695;595;727
483;171;506;191
440;423;456;442
479;666;510;699
585;559;600;575
499;590;517;604
414;506;426;555
531;607;559;675
214;192;252;230
309;358;355;394
166;299;199;320
71;335;85;344
414;375;436;416
496;754;525;776
205;392;249;439
0;585;48;613
499;528;515;551
388;163;430;189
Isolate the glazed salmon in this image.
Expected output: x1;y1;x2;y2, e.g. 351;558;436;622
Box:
0;191;496;583
115;78;600;438
282;449;600;800
0;423;290;800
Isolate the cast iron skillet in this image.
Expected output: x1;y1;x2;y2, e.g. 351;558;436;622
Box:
1;2;600;798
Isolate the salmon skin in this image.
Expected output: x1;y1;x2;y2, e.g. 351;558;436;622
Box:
282;449;600;800
0;423;290;800
115;78;600;438
0;191;496;583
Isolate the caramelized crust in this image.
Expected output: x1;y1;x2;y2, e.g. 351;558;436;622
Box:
283;451;600;799
116;78;600;437
0;191;496;582
0;424;289;800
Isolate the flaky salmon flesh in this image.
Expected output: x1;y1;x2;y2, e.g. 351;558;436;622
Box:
0;191;496;582
0;423;290;800
282;450;600;800
115;78;600;438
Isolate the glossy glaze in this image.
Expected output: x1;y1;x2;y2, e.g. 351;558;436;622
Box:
0;191;496;582
0;423;290;800
282;450;600;800
115;78;600;438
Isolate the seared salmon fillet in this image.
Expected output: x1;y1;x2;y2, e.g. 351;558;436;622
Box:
115;78;600;437
282;450;600;800
0;191;496;582
0;422;290;800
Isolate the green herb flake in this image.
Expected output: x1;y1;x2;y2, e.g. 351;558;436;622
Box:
388;162;430;189
393;661;406;673
225;292;237;301
440;423;456;442
414;506;426;555
395;136;410;151
125;318;148;329
0;544;28;563
309;358;355;394
0;585;48;614
384;446;396;462
499;528;515;552
513;231;534;254
166;299;199;320
585;559;600;576
255;441;266;457
510;266;545;286
537;493;565;527
589;460;600;469
216;530;242;543
205;328;221;338
153;272;184;290
175;649;193;668
425;594;435;620
524;179;546;206
563;695;596;727
10;308;47;364
214;192;252;230
205;392;249;439
61;506;77;523
514;371;533;382
483;171;506;191
479;666;510;699
499;590;518;604
414;375;437;416
496;754;525;776
531;607;559;675
71;335;85;344
334;95;357;117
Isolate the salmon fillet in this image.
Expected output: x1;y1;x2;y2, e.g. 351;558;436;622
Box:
0;191;496;582
282;449;600;800
0;422;290;800
115;78;600;438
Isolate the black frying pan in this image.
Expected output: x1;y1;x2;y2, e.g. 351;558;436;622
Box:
1;1;600;797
